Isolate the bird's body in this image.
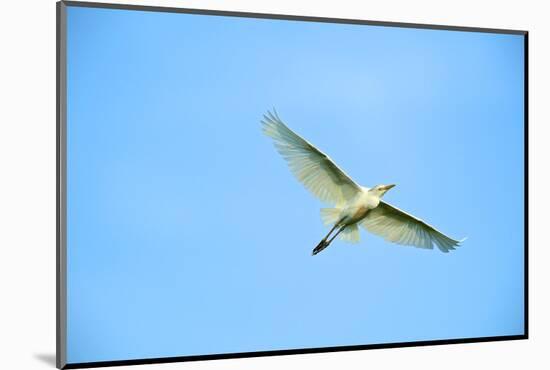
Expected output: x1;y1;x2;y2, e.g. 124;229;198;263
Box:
340;187;381;224
261;110;464;255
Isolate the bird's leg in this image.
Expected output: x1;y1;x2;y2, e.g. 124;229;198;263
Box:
312;224;347;256
323;223;340;242
327;225;347;245
312;223;339;256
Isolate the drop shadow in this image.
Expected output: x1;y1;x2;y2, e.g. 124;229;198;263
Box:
34;353;56;367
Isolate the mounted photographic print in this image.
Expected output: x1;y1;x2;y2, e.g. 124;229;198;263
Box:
57;1;528;368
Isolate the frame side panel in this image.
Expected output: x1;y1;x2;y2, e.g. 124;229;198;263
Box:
523;32;529;339
57;1;68;369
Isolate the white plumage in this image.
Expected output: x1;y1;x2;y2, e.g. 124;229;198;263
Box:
262;110;464;255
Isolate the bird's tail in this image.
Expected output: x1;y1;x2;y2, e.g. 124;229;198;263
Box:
340;224;360;243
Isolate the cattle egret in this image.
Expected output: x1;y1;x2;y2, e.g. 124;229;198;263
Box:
262;110;464;256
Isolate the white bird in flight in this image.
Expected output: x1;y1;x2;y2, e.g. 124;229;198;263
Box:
262;110;464;256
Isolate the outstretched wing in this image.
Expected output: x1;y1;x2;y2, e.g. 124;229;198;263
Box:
262;110;361;206
361;201;464;253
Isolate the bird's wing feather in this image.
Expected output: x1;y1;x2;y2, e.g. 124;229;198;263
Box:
361;201;463;252
262;110;361;205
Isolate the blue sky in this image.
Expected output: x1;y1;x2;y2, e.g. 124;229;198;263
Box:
66;5;525;364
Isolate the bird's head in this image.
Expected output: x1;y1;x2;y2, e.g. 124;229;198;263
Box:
369;184;396;198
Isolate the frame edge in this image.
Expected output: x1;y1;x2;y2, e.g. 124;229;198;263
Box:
57;1;68;369
61;0;527;35
523;32;529;339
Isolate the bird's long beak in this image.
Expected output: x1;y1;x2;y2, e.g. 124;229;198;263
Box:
383;184;396;191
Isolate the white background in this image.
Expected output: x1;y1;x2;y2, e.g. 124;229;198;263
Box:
0;0;547;369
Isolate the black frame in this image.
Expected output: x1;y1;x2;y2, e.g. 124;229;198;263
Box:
56;1;529;368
